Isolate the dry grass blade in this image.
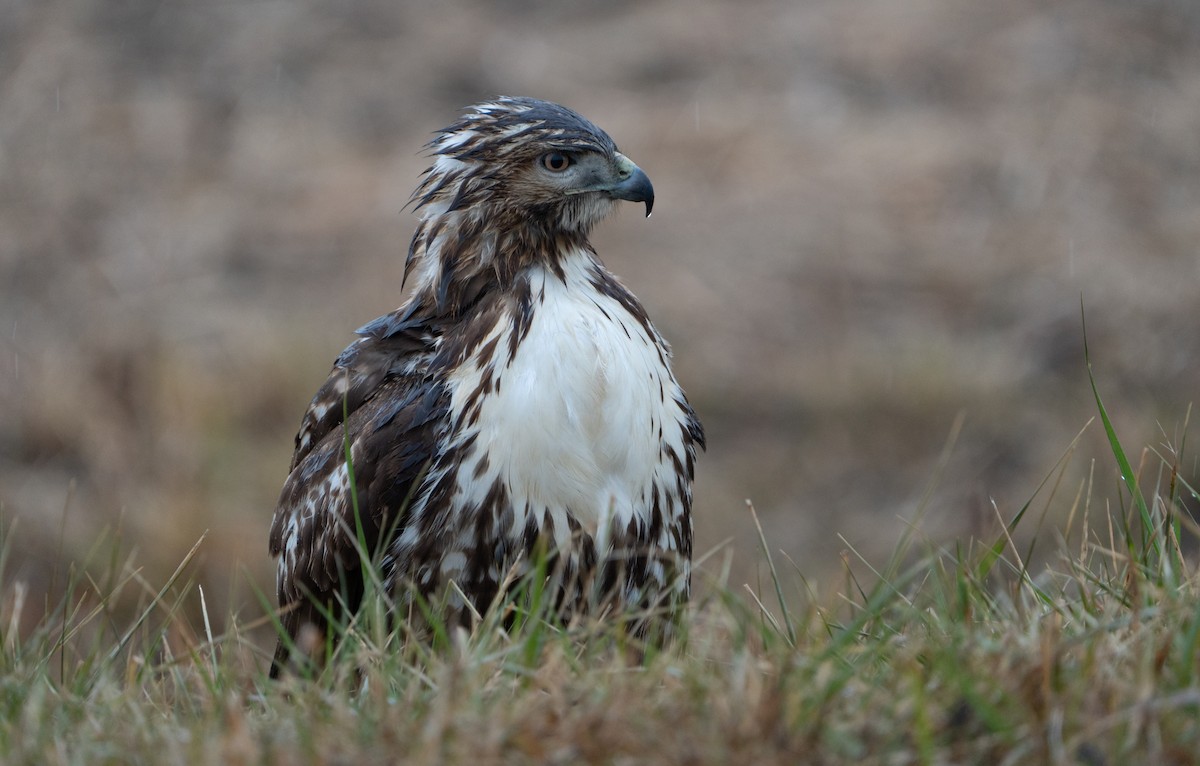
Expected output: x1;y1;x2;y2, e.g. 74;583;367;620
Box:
104;531;207;666
746;499;795;645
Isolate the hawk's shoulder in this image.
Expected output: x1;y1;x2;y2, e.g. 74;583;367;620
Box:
288;306;431;469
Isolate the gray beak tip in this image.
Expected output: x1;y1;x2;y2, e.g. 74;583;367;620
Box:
609;161;655;218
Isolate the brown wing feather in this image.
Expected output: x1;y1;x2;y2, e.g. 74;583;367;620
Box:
268;311;447;675
289;308;428;468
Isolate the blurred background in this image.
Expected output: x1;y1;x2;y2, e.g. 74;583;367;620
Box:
2;0;1198;636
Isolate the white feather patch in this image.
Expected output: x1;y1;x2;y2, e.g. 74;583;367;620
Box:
446;250;687;558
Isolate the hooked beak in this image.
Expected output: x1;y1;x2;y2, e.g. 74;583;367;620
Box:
606;153;655;217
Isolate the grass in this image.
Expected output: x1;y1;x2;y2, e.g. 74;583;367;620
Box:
2;401;1200;764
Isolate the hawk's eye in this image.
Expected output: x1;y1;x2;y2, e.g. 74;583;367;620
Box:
540;152;572;172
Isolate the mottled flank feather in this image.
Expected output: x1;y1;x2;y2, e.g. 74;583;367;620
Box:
269;97;703;676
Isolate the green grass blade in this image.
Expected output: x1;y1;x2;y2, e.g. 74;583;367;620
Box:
1081;302;1157;559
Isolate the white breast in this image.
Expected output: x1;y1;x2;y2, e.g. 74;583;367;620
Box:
447;252;679;554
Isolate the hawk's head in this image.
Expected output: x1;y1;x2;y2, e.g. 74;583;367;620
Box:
412;97;654;238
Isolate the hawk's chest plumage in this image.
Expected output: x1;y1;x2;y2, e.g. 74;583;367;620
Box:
388;251;697;605
447;254;678;550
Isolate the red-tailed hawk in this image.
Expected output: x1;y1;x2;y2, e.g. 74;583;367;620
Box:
269;97;703;675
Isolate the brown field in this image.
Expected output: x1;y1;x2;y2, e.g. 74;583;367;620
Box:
2;0;1198;639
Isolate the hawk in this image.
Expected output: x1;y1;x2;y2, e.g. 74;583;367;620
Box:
268;97;703;675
